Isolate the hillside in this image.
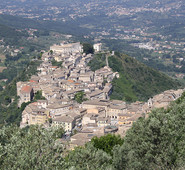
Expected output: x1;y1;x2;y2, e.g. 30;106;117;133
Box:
88;53;181;101
0;24;27;39
0;23;28;46
0;14;89;36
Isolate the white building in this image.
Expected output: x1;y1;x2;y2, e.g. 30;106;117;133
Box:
50;42;83;54
93;43;102;52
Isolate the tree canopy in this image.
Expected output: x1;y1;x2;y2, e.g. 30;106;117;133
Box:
83;43;94;54
0;125;65;169
74;91;87;104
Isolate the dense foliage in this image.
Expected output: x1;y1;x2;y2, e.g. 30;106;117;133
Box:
87;53;106;71
51;59;63;68
0;125;65;169
83;43;94;55
0;24;28;46
74;91;87;104
91;134;124;155
34;90;46;101
0;14;89;36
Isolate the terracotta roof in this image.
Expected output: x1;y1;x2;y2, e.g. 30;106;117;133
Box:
67;80;74;83
29;80;37;83
21;85;33;93
51;66;58;68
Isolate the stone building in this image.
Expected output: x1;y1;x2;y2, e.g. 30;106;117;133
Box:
19;85;34;106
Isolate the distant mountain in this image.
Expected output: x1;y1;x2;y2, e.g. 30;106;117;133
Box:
88;53;181;101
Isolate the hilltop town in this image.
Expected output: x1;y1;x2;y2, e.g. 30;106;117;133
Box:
17;42;184;148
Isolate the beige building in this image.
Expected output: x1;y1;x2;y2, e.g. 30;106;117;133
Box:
79;72;94;82
29;112;48;125
97;117;111;127
52;115;75;132
118;114;143;126
47;104;73;117
82;100;110;112
21;103;49;127
118;113;133;126
82;113;97;126
107;104;127;120
87;90;106;100
145;89;184;112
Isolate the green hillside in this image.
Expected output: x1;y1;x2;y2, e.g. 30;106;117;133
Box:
88;52;181;101
0;24;28;46
0;24;27;38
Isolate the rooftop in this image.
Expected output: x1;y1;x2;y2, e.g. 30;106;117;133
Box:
53;115;74;123
21;85;33;93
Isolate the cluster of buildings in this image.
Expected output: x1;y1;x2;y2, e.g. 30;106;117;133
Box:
17;42;185;148
143;89;184;112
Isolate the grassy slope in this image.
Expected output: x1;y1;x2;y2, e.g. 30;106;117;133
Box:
109;54;181;101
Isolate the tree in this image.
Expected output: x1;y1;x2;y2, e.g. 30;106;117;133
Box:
83;43;94;54
50;50;53;55
51;59;63;68
91;134;124;155
20;101;31;111
34;90;46;101
0;125;65;169
65;143;112;169
4;96;11;104
74;91;87;104
29;46;35;52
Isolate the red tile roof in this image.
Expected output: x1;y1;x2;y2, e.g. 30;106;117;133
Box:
29;80;37;83
21;85;33;93
67;80;74;83
51;66;58;69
